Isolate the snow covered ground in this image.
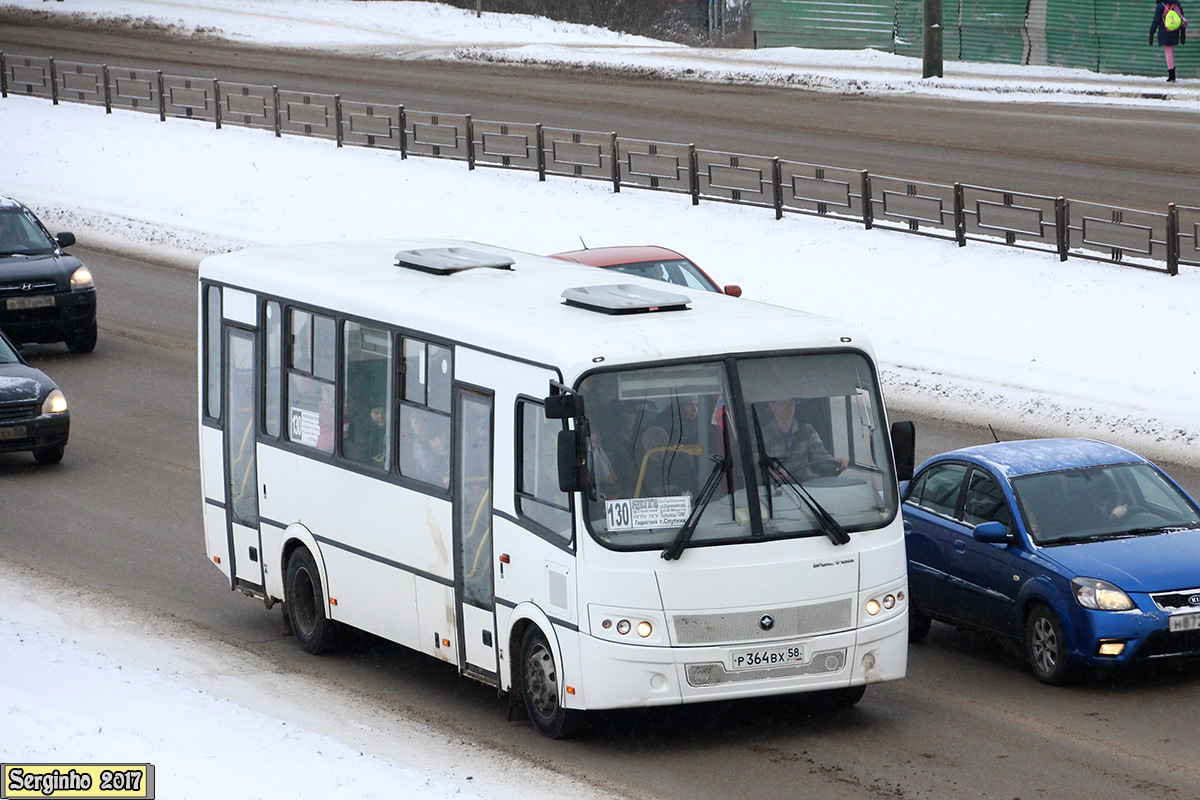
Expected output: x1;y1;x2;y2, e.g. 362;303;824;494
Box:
2;2;1199;798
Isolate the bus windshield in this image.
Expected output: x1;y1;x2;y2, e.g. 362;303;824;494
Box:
579;351;898;550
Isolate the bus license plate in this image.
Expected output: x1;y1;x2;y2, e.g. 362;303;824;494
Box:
0;425;27;441
7;295;55;310
730;644;804;671
1169;612;1200;633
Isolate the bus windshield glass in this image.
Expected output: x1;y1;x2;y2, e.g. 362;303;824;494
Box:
579;352;898;550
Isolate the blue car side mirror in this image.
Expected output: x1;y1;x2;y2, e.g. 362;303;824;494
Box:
973;521;1010;543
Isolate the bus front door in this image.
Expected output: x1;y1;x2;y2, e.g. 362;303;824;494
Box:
454;387;498;684
224;326;264;591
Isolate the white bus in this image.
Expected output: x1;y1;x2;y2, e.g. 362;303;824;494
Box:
198;239;916;738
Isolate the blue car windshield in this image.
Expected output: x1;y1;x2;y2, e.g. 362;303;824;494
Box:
0;336;18;364
1012;462;1200;545
0;208;56;256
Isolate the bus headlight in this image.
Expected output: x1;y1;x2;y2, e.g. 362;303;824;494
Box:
590;605;667;646
866;599;881;616
42;389;68;414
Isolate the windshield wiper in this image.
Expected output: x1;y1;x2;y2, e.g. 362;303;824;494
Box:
661;455;729;561
762;456;850;546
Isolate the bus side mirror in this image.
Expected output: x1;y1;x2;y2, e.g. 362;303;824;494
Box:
545;393;584;420
891;420;916;482
557;429;584;493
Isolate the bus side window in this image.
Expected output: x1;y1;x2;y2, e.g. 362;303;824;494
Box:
342;322;393;470
286;308;336;455
398;337;452;490
516;399;572;541
263;300;282;438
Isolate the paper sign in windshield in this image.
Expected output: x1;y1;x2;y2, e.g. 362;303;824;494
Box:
289;407;321;447
605;496;692;530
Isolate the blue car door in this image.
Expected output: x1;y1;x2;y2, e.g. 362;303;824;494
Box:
945;467;1023;635
903;462;969;620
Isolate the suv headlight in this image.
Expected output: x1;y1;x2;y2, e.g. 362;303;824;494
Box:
70;266;94;291
42;389;68;415
1072;577;1134;611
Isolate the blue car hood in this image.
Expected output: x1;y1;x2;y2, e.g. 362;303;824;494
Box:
1039;529;1200;593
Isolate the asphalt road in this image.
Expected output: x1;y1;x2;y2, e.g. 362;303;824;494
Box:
1;13;1199;215
4;245;1200;800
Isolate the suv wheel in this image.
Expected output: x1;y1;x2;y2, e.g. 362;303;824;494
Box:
66;321;97;354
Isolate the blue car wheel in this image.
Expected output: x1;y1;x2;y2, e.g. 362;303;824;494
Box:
1025;604;1073;685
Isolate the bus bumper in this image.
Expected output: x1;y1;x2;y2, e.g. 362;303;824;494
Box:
571;612;907;711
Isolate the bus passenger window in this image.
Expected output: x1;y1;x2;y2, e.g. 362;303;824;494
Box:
286;308;335;455
399;336;453;490
263;301;282;438
342;322;392;470
516;400;572;540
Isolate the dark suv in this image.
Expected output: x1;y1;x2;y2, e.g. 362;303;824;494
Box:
0;195;97;353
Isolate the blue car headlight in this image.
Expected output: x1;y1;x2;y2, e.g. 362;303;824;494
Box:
1072;577;1134;611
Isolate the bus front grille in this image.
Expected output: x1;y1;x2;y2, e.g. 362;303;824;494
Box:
685;649;846;687
671;598;853;645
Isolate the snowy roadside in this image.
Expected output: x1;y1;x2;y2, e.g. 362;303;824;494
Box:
3;0;1200;108
0;556;626;800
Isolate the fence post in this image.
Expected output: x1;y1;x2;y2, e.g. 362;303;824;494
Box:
689;144;699;206
334;95;343;148
536;123;545;182
157;70;165;122
861;171;873;229
773;157;783;220
398;105;407;159
1167;202;1179;276
466;114;474;170
1054;197;1068;261
49;57;58;105
953;182;966;246
0;52;7;98
272;86;281;138
103;65;111;113
213;79;221;129
610;132;620;193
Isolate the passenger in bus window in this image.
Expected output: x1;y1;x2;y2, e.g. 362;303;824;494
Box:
403;408;450;489
760;397;846;481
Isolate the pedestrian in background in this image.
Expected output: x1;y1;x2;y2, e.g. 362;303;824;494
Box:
1151;0;1188;82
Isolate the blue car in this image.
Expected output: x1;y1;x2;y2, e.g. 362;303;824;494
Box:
902;438;1200;684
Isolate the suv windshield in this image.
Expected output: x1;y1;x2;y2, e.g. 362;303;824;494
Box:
0;208;57;257
579;351;898;551
1013;462;1200;544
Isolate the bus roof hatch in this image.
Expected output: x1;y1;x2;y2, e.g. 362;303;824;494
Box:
561;284;691;315
394;247;515;275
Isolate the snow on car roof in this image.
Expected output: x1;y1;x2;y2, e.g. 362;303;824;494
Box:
931;438;1145;479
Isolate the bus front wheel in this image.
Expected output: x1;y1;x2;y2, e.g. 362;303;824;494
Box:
520;626;585;739
285;547;340;655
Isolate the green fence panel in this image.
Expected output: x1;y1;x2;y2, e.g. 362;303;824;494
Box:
959;0;1029;63
750;0;896;50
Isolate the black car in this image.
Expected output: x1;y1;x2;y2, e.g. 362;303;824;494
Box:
0;195;97;352
0;328;70;463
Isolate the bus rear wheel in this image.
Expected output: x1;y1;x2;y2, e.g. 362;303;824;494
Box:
285;547;340;655
521;626;585;739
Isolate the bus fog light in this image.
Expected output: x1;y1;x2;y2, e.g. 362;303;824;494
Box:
636;621;653;638
866;599;881;616
883;595;896;609
601;619;612;630
616;620;631;635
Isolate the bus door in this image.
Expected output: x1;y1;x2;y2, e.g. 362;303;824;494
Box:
224;325;264;591
454;386;498;683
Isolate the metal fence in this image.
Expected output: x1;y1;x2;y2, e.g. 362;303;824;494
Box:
0;50;1190;276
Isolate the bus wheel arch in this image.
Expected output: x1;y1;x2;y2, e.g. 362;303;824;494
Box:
283;543;341;655
519;624;586;739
